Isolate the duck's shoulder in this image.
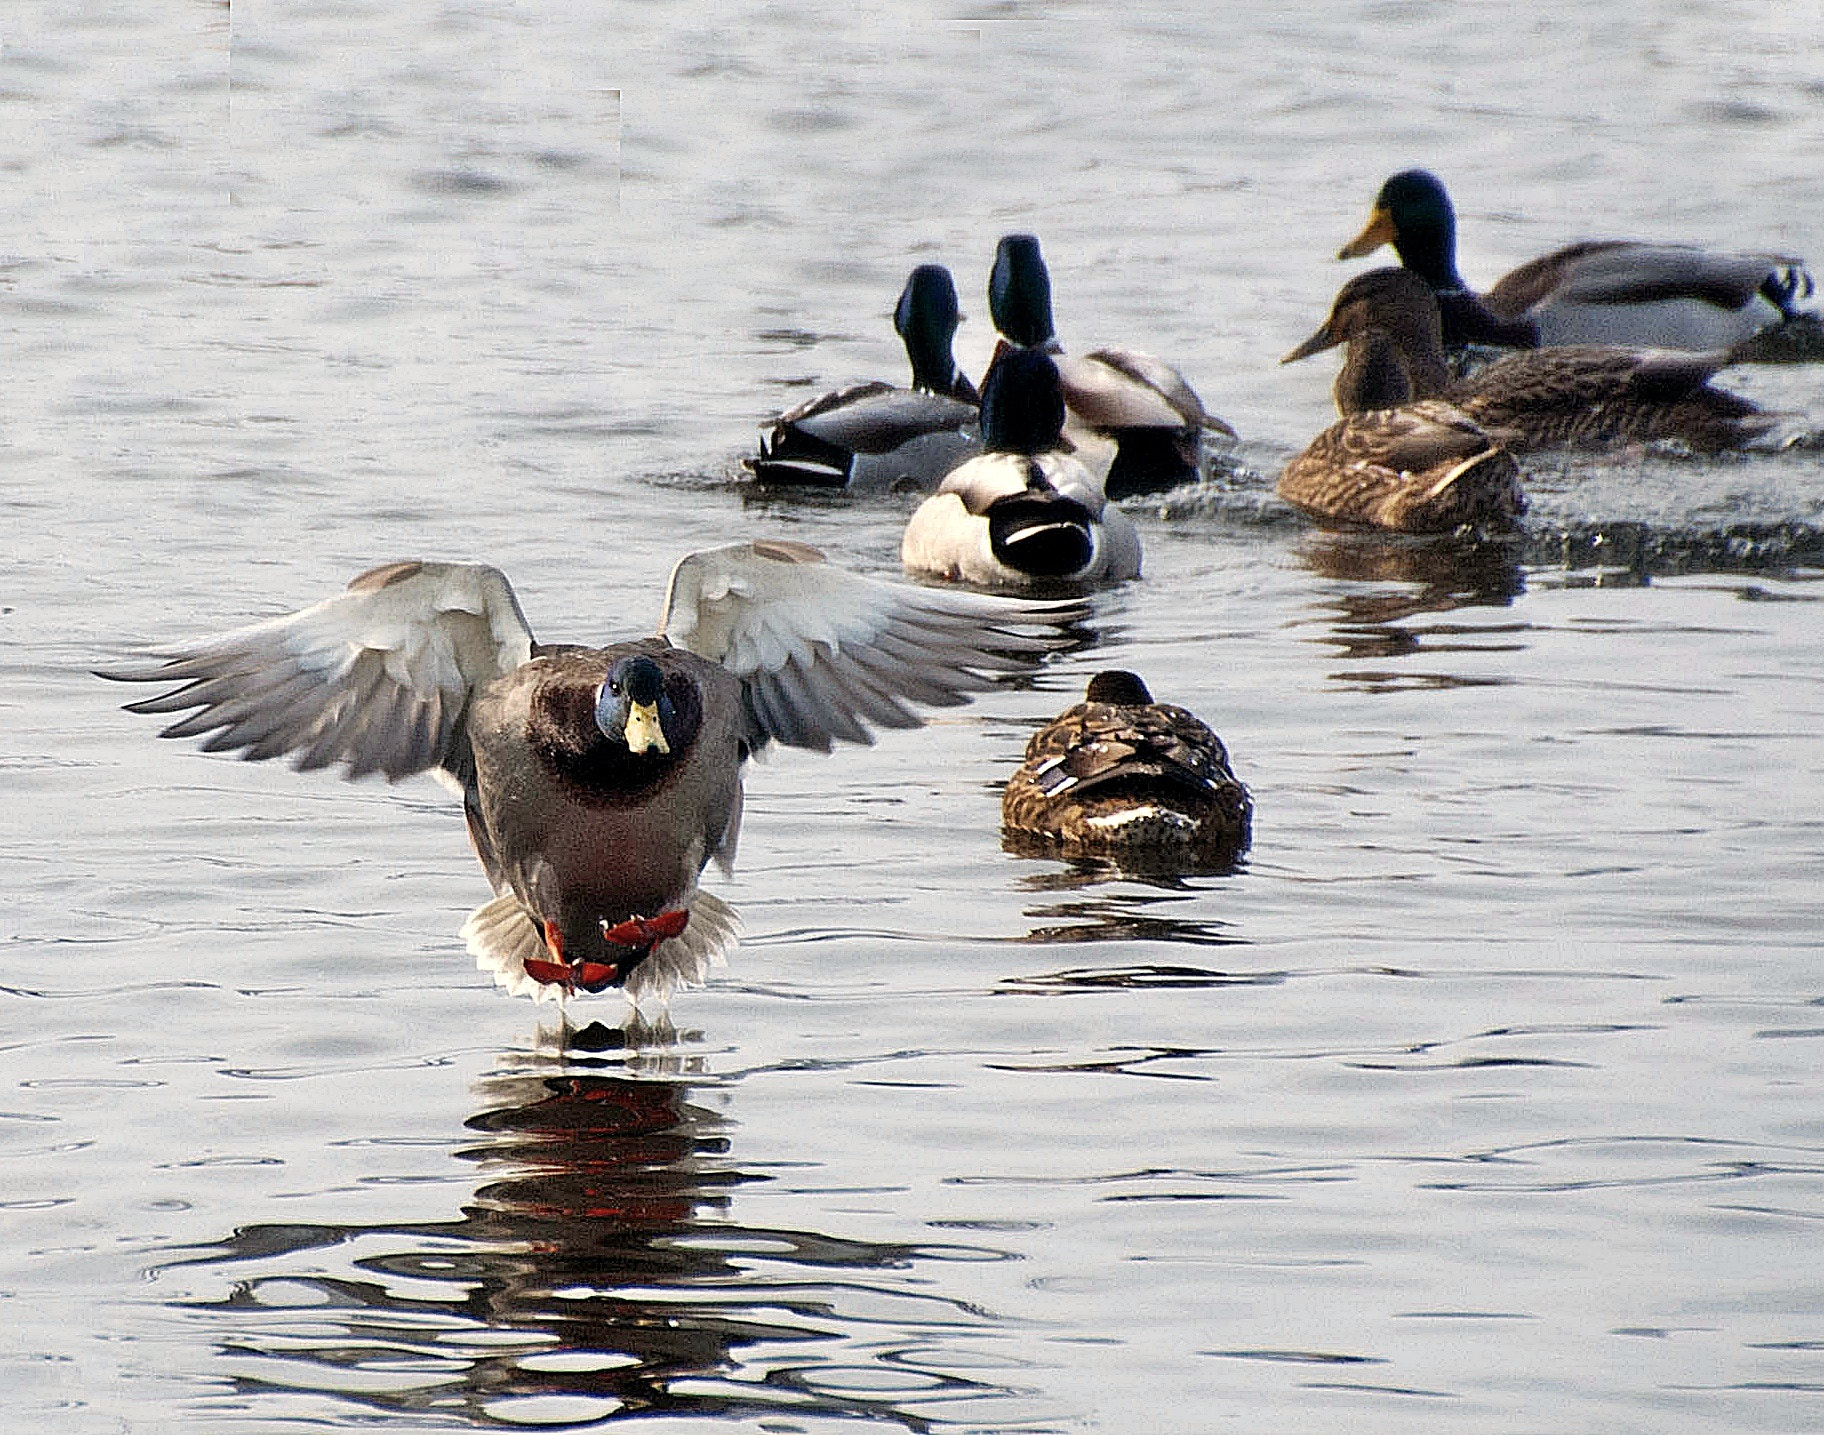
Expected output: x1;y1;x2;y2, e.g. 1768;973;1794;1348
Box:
1302;398;1496;472
1023;699;1230;781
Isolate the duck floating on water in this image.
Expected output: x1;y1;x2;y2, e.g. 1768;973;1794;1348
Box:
1338;168;1817;357
1002;670;1251;869
747;264;981;491
988;233;1234;497
902;347;1142;590
1278;268;1526;534
101;543;1085;1009
1287;266;1781;453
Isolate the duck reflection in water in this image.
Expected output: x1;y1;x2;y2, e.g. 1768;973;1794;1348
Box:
1292;529;1528;679
152;1041;1011;1428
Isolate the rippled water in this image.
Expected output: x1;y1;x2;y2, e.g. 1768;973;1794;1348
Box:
4;3;1824;1431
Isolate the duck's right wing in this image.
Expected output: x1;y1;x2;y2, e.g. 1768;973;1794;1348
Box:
98;561;536;786
656;539;1088;754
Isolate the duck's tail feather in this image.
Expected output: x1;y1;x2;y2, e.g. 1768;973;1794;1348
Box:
624;892;742;1009
463;890;744;1010
464;894;563;1004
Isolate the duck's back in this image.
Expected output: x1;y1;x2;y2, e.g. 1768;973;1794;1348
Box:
1003;696;1250;864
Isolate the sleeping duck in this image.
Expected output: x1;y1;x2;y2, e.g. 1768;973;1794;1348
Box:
101;542;1085;1009
1338;169;1815;355
987;233;1234;498
902;347;1142;590
1002;670;1251;869
1287;266;1780;453
746;264;981;491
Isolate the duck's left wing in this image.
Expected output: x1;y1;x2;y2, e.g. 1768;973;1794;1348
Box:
98;561;536;785
656;540;1087;753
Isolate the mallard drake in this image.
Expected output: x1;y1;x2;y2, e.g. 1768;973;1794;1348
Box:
987;233;1234;498
1338;168;1815;354
1287;266;1780;452
1002;670;1251;868
902;348;1142;589
100;542;1085;1008
746;265;981;491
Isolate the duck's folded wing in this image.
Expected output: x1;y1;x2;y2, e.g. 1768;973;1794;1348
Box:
1493;242;1809;315
98;560;536;784
656;539;1088;753
1067;348;1236;438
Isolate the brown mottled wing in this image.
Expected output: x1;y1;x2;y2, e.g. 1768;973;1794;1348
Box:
98;561;536;785
1456;348;1771;450
1018;701;1233;802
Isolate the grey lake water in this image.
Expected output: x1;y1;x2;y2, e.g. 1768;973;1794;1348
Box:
4;3;1824;1431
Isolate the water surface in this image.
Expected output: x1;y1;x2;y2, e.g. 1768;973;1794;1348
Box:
3;3;1823;1431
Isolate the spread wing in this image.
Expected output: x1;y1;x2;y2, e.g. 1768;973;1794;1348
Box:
655;539;1088;753
98;560;536;785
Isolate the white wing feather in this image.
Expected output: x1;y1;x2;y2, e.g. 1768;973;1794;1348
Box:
99;561;536;784
656;540;1086;753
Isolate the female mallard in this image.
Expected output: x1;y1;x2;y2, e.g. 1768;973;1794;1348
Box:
101;542;1084;1008
746;264;981;491
1287;266;1780;453
902;348;1142;590
987;233;1234;497
1002;670;1251;868
1278;270;1525;533
1338;168;1814;355
1278;397;1525;534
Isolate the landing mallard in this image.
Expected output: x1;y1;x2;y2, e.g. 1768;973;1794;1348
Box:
101;542;1085;1008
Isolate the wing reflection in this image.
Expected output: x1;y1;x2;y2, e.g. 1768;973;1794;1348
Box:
152;1042;1015;1428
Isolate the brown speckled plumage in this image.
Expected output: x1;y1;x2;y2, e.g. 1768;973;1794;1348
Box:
1002;671;1250;868
1287;267;1780;456
1278;399;1525;533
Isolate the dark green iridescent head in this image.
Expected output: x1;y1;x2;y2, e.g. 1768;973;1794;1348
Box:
989;233;1056;348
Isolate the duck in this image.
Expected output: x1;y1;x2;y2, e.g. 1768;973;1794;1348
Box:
100;542;1086;1009
1277;398;1525;534
987;233;1234;498
1337;168;1815;355
745;264;981;491
1002;670;1251;868
901;347;1143;590
1286;266;1781;453
1277;270;1526;533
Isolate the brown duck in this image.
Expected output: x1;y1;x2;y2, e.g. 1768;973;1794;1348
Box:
102;542;1085;1009
1002;670;1251;867
1286;266;1780;453
1276;276;1524;533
